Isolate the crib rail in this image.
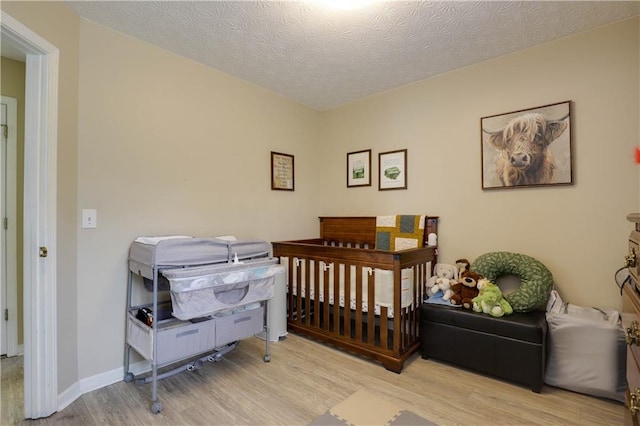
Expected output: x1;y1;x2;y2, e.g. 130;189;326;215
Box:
272;241;435;372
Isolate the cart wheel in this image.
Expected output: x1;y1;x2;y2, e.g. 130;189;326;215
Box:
123;372;134;383
209;353;224;362
263;354;271;362
150;401;163;414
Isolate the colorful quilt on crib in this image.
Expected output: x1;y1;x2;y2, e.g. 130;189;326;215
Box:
375;215;425;251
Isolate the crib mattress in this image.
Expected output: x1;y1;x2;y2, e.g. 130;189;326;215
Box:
288;264;415;318
162;259;282;320
129;236;272;280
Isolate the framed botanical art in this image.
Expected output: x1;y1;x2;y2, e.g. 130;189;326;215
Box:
379;149;407;190
481;100;572;190
347;149;371;187
271;151;294;191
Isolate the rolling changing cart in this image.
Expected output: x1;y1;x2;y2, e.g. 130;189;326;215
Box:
123;236;283;414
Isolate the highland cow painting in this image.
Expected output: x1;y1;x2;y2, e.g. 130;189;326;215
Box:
481;101;572;190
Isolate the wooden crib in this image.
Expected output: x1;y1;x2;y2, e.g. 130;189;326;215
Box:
272;216;438;372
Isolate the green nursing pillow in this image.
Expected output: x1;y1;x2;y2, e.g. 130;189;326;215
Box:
471;252;553;313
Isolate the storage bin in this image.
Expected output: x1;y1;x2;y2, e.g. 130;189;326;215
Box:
215;305;265;347
544;303;626;401
127;308;216;367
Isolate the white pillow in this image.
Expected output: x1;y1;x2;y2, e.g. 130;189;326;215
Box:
546;288;563;313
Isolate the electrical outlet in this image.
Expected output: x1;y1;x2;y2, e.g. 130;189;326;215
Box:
82;209;97;229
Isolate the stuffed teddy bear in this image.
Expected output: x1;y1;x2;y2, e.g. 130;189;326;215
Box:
426;263;458;300
449;267;481;309
456;258;470;276
472;279;513;317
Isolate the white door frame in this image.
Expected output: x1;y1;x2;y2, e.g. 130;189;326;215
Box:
1;11;59;419
1;95;18;358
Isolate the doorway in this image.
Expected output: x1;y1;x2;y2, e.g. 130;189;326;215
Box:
0;95;18;358
1;11;59;419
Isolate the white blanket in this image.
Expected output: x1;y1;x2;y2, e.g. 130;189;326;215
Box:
134;235;192;245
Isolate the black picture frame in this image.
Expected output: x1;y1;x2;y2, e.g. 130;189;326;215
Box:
271;151;294;191
347;149;372;188
378;149;407;191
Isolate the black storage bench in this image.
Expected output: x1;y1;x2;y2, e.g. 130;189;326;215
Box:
420;303;547;392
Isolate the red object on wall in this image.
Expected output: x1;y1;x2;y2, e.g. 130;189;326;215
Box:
636;147;640;164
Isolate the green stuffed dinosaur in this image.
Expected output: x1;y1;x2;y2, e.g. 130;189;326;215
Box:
472;279;513;317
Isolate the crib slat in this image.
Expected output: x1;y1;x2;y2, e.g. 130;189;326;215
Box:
399;309;406;350
380;307;389;349
344;264;351;338
304;259;311;327
298;260;303;323
294;258;301;323
332;263;340;335
367;272;375;345
399;267;407;351
354;266;362;342
407;264;418;341
409;263;426;338
313;260;320;328
392;256;402;354
286;257;294;322
322;263;330;332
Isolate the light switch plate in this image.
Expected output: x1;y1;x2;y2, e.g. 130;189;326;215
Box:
82;209;97;229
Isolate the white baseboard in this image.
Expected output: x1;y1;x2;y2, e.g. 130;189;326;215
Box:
57;360;151;412
57;382;82;412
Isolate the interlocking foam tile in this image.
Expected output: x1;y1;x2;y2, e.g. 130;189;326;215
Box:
330;389;402;425
310;389;437;426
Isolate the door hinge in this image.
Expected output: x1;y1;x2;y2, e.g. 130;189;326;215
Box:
1;124;7;139
4;309;7;321
3;217;6;230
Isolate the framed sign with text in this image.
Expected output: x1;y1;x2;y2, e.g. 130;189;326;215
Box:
271;151;295;191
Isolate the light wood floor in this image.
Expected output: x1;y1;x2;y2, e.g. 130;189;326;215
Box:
1;354;24;425
2;334;626;425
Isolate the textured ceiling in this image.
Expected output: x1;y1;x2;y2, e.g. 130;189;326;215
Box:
65;1;640;110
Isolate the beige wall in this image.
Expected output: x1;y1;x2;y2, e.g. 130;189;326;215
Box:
322;18;640;310
0;56;25;347
1;1;81;392
75;21;322;379
2;0;640;401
